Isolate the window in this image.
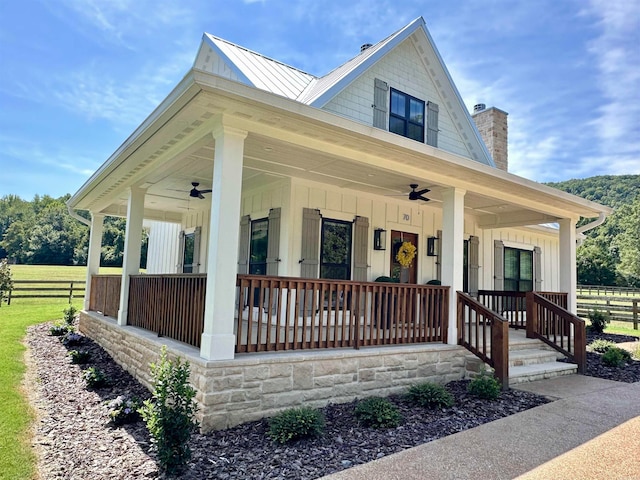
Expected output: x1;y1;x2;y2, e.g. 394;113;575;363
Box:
504;247;533;292
249;218;268;275
182;233;195;273
389;89;425;142
320;219;352;280
180;227;201;273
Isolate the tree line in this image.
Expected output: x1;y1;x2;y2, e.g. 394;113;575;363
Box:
547;174;640;287
0;194;147;267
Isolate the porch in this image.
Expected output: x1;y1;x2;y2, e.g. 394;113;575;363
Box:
87;273;585;386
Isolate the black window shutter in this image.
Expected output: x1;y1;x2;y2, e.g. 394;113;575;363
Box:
373;78;388;129
352;216;369;281
300;208;321;278
426;101;439;147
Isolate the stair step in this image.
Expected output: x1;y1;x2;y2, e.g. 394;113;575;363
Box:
509;361;577;384
509;349;560;367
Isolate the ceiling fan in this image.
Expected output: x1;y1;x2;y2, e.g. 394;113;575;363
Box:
407;184;430;202
189;182;212;199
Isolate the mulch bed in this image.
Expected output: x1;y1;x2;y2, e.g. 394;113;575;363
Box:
25;322;639;479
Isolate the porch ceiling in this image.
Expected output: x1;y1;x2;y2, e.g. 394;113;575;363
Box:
69;70;611;227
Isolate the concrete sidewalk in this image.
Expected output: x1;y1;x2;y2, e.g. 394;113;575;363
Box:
320;376;640;480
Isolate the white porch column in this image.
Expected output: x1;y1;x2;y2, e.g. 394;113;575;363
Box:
558;217;577;313
441;187;466;345
200;125;248;361
84;213;104;310
117;186;146;326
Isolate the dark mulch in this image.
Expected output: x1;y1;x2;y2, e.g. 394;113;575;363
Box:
26;322;639;479
582;331;640;383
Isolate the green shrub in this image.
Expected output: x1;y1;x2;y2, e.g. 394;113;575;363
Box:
63;305;78;326
601;347;631;368
406;382;454;409
268;406;325;444
69;349;91;364
83;367;108;388
139;346;198;474
354;397;401;429
49;323;71;337
588;309;610;333
61;332;84;346
632;343;640;361
467;369;502;400
588;339;616;353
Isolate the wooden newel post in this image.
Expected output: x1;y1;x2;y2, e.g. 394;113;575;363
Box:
575;321;586;374
526;291;536;338
491;317;509;389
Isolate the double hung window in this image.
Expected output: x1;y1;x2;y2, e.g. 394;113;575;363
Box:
389;89;425;142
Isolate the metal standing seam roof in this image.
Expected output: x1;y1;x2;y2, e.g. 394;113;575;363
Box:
203;33;316;100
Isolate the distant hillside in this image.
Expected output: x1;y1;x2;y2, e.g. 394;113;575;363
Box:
546;174;639;209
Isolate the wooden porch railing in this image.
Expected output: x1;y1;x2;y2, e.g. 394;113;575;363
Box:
526;291;586;373
478;290;568;329
457;292;509;388
235;275;449;353
89;275;121;317
128;274;206;348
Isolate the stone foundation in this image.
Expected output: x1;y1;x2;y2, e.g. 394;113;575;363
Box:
80;311;473;432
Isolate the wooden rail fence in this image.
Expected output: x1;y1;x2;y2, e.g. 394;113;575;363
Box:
576;286;639;329
7;280;86;304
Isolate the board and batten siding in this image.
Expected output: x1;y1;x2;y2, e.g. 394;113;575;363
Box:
145;221;181;274
478;227;560;293
321;38;470;159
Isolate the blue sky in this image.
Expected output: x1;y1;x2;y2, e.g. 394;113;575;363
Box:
1;0;638;200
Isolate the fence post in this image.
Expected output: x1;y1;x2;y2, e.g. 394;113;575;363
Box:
68;281;74;304
634;300;638;331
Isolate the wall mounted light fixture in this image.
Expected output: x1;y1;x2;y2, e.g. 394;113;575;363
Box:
373;228;386;250
427;236;438;256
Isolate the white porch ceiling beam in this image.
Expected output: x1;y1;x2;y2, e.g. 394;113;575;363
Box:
477;211;560;229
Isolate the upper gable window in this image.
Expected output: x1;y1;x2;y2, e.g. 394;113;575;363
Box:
389;89;425;142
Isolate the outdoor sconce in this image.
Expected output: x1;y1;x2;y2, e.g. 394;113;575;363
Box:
427;236;438;256
373;228;386;250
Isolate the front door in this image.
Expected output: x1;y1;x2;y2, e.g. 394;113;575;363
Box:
390;231;418;283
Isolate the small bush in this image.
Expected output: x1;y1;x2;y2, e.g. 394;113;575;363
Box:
467;370;502;400
588;338;616;353
49;323;71;337
0;258;13;306
406;382;454;409
354;397;401;429
61;332;84;346
140;346;198;474
83;367;109;388
602;347;631;368
69;349;91;364
587;309;610;333
63;305;78;326
107;395;142;426
632;343;640;361
268;406;325;444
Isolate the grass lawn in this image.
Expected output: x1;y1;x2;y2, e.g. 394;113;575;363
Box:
1;264;90;479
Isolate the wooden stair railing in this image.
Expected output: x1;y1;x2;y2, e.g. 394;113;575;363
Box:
526;292;586;373
457;292;509;389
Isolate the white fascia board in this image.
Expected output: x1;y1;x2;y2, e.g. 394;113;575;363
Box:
309;17;424;108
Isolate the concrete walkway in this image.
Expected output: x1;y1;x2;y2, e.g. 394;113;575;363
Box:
321;375;640;480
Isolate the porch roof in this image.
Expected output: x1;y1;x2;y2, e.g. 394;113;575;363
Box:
67;68;611;228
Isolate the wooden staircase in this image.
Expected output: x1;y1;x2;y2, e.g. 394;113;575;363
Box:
507;330;578;384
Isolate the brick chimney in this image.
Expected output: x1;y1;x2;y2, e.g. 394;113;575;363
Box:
471;104;508;171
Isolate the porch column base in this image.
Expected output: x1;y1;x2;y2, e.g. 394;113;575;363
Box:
447;326;458;346
200;333;236;361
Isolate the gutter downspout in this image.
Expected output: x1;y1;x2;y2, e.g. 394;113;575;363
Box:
67;204;91;227
576;212;607;246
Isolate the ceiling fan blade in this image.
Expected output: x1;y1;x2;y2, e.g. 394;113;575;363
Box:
200;189;212;194
417;195;430;202
415;188;430;196
198;192;205;200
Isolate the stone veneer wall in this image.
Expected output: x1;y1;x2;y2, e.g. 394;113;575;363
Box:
80;311;472;432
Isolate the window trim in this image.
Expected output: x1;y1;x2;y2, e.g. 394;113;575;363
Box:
389;88;425;142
